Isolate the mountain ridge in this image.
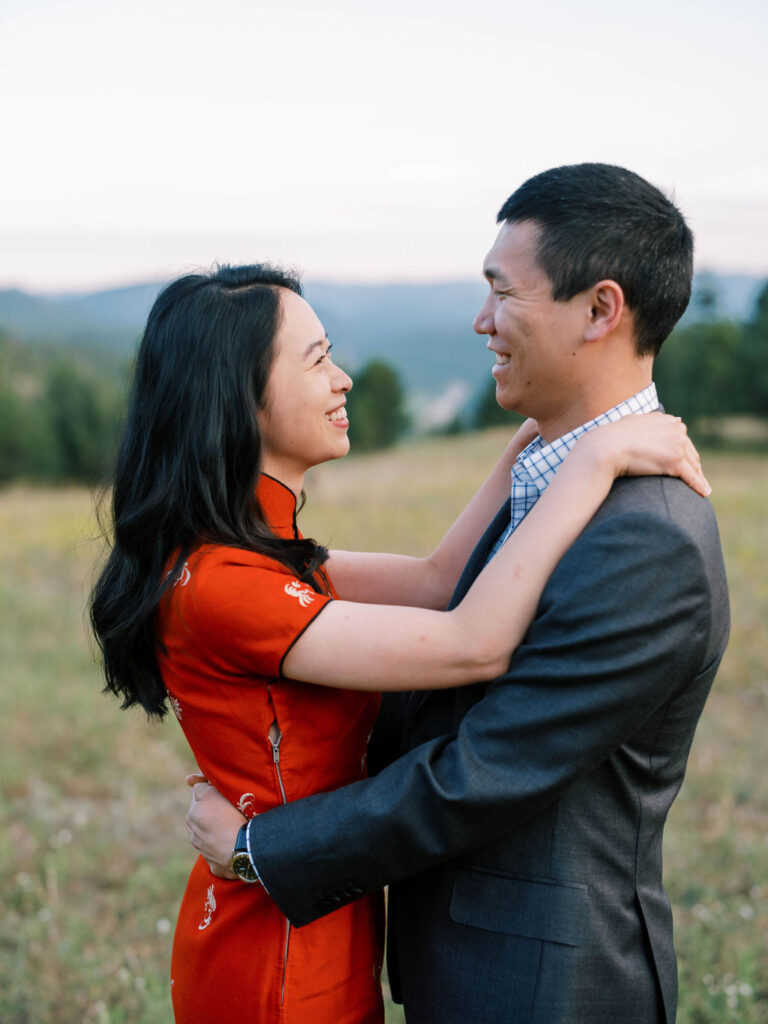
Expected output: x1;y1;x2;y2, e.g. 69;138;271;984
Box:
2;273;764;400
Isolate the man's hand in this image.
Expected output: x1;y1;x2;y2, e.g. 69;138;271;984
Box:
185;773;247;879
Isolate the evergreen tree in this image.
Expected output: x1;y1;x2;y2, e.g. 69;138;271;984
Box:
347;359;409;452
654;320;744;420
44;359;125;483
472;377;523;430
0;337;59;482
740;282;768;417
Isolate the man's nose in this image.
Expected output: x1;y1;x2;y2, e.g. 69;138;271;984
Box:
473;303;494;335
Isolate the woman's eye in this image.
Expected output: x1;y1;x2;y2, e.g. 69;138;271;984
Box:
317;344;333;364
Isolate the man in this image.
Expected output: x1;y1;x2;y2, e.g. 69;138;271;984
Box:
187;163;729;1023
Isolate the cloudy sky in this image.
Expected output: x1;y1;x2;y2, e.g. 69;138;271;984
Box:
2;0;766;291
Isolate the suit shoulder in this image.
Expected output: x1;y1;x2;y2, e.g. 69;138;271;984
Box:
559;476;730;666
578;477;726;593
589;475;721;540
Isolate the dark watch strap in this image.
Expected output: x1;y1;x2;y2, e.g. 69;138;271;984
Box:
232;822;261;884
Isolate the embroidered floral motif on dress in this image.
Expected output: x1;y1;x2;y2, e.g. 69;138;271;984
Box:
168;693;183;721
174;562;191;587
237;792;256;815
284;580;315;607
199;884;216;930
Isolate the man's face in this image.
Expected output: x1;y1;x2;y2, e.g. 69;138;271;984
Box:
474;220;589;428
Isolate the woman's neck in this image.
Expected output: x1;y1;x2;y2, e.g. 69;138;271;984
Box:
259;457;305;498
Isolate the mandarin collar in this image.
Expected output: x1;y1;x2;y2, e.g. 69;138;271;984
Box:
256;474;299;537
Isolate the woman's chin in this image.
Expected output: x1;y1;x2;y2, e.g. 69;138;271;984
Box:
315;438;350;467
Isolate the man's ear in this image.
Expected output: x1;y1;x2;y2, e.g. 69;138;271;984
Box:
584;280;625;341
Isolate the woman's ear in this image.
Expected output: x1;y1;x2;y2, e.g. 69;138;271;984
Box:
584;280;625;342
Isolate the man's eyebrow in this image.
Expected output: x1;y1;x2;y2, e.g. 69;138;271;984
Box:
302;335;329;359
483;266;509;286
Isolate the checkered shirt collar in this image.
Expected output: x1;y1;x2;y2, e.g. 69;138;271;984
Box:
515;382;659;495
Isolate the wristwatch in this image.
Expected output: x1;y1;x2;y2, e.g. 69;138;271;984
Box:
231;823;260;884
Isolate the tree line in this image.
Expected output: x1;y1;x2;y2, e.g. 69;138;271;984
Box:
0;339;412;485
0;337;126;485
1;282;766;485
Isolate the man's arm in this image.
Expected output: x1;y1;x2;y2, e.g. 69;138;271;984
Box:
189;495;718;924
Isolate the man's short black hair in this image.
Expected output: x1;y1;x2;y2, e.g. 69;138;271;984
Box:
497;163;693;356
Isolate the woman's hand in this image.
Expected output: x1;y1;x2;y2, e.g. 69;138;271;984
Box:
504;417;540;460
576;413;710;497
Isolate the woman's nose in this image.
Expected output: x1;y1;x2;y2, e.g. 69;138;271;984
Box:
335;366;353;392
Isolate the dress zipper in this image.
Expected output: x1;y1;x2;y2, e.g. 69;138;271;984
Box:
270;722;290;1007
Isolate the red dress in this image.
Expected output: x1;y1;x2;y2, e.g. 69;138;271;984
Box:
157;474;384;1024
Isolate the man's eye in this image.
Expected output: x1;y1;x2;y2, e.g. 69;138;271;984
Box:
316;344;333;364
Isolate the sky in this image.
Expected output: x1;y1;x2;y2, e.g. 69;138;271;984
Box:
1;0;767;292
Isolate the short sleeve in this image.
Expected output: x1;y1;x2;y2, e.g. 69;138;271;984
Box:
174;549;334;679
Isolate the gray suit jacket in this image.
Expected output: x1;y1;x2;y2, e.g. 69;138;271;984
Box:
250;475;729;1024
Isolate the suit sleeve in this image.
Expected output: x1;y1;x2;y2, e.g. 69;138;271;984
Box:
247;510;714;926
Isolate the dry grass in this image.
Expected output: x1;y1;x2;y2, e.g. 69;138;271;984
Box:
1;432;765;1022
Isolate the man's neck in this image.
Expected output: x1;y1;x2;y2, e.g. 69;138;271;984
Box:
537;365;654;444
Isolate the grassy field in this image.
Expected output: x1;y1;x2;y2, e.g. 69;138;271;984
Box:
1;429;765;1023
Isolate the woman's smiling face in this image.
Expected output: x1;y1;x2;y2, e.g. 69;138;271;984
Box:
258;288;353;489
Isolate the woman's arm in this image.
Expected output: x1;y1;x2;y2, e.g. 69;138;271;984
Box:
325;419;539;609
283;414;708;692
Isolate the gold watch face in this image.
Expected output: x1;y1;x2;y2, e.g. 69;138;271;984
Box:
232;852;259;883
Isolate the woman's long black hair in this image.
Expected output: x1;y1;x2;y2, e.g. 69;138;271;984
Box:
90;264;329;719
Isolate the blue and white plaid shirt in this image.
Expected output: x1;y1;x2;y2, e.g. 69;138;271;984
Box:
487;383;659;561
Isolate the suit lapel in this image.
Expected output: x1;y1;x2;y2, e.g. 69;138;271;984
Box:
448;499;512;609
404;498;512;733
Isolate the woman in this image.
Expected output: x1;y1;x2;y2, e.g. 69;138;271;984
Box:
90;264;706;1024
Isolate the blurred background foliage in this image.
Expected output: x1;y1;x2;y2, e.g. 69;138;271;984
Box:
1;438;765;1023
0;277;766;1021
1;279;766;486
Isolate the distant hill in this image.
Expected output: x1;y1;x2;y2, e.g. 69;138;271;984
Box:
1;272;764;407
52;282;163;331
0;288;142;350
0;279;495;394
683;273;765;325
305;280;490;395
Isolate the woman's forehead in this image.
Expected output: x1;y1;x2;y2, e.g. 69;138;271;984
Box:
275;289;326;356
